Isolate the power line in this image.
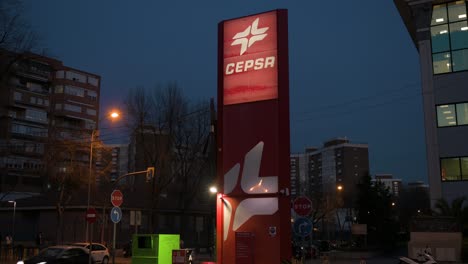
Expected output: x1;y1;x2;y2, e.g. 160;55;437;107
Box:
292;87;422;123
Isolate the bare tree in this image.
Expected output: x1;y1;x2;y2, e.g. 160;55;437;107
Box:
125;83;213;232
0;0;39;52
0;0;42;84
44;130;113;244
172;100;211;236
43;137;88;243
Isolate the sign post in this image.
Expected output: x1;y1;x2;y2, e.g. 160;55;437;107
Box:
218;9;290;263
293;196;312;216
111;190;123;207
130;210;141;234
85;208;97;264
86;208;97;223
110;190;123;264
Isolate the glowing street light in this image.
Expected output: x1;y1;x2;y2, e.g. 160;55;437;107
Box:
110;111;120;119
337;185;343;191
209;186;218;193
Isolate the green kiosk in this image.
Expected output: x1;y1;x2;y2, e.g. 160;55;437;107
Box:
132;234;180;264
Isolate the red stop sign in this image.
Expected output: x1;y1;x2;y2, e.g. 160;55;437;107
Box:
86;208;97;223
293;196;312;216
111;190;123;207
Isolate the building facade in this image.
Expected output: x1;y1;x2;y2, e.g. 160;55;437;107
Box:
128;124;216;249
106;144;129;184
290;138;369;240
395;0;468;206
0;52;100;199
373;174;403;198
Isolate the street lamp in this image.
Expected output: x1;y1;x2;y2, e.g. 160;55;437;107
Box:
209;186;218;193
85;111;120;242
208;186;218;261
8;200;16;246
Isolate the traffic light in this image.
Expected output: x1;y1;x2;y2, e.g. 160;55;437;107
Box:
146;167;155;182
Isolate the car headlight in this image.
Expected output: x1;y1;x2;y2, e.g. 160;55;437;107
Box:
16;261;24;264
38;262;47;264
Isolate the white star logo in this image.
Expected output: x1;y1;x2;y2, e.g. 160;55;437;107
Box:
231;17;269;56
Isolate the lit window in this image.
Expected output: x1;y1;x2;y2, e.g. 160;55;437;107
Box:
431;1;468;74
462;158;468;180
441;157;461;181
436;102;468;127
452;49;468;71
437;104;457;127
456;103;468;124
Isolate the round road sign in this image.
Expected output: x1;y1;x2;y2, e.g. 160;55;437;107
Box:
293;196;312;216
111;189;123;207
293;217;312;237
110;207;122;223
86;208;97;223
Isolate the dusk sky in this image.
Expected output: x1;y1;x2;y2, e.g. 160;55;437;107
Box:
24;1;425;183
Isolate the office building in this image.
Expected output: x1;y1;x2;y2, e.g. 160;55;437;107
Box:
395;0;468;206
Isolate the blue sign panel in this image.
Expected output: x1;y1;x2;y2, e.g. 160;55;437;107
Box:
293;217;312;237
110;207;122;223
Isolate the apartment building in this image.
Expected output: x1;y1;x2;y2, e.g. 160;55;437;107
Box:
0;51;100;198
290;138;369;206
107;144;129;184
395;0;468;206
309;138;369;208
290;153;307;198
372;174;403;198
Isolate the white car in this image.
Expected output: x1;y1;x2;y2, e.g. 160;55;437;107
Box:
72;243;110;264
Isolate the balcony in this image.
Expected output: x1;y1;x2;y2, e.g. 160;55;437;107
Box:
15;62;51;80
14;84;50;96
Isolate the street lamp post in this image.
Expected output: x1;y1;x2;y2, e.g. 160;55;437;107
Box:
209;186;218;261
8;200;16;246
85;129;98;243
85;111;120;243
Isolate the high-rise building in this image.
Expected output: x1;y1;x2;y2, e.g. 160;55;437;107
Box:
289;153;306;198
395;0;468;206
372;174;403;197
0;51;100;198
290;138;369;239
290;138;369;206
307;138;369;208
107;144;129;183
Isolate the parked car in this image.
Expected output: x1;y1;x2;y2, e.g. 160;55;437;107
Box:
17;245;94;264
71;243;110;264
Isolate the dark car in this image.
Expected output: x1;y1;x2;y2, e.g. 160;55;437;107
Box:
18;245;95;264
